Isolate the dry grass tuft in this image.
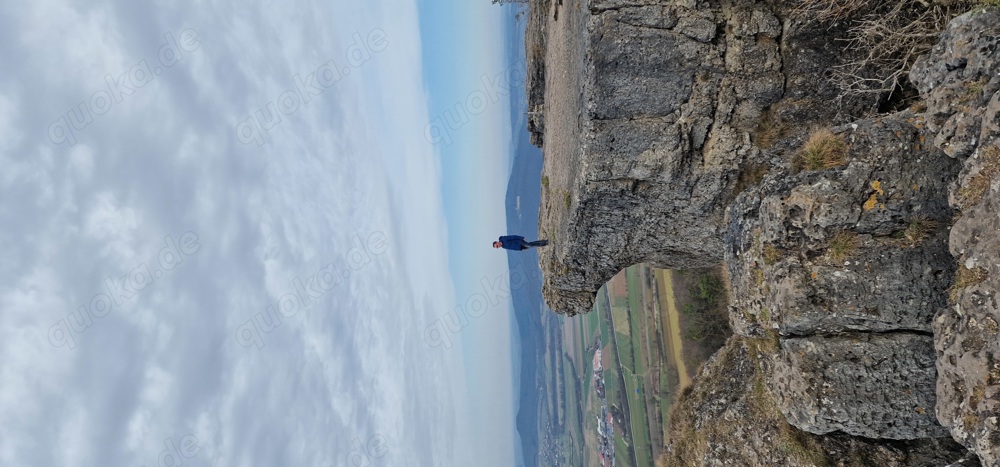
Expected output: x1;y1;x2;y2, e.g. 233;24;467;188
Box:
735;163;770;195
759;308;772;324
960;174;992;206
754;109;790;149
950;264;989;301
970;383;986;411
902;215;939;245
959;78;988;105
827;231;859;263
762;244;782;265
795;129;849;171
958;145;1000;208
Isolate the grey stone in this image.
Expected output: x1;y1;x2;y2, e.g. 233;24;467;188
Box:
907;8;1000;465
771;333;949;439
529;0;1000;463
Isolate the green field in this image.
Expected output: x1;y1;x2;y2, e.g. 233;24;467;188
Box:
587;299;601;337
614;433;633;466
620;365;652;467
558;264;731;466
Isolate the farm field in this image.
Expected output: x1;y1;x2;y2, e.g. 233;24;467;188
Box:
545;264;730;466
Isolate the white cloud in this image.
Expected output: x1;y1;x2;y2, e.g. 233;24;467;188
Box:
83;192;140;265
0;0;501;466
0;94;20;154
68;144;95;180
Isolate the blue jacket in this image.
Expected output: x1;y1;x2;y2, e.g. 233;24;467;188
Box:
498;235;525;250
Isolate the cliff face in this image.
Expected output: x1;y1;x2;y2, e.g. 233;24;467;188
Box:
535;0;878;316
911;10;1000;464
663;336;975;466
532;0;1000;464
725;113;960;440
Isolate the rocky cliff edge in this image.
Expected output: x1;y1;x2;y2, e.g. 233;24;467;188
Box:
532;0;1000;464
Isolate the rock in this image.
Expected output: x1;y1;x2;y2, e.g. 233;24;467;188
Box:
537;0;809;316
664;336;974;466
910;8;1000;159
726;117;958;339
772;333;948;439
722;113;959;440
535;0;900;316
911;8;1000;465
531;0;1000;463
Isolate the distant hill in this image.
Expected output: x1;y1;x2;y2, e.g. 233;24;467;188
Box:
503;8;545;467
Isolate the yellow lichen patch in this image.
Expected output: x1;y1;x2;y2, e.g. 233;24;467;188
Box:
912;184;919;191
863;194;878;211
863;181;884;211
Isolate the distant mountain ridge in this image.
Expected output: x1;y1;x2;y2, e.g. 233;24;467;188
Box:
503;9;545;467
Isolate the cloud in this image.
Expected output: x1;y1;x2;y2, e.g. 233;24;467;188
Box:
0;0;496;466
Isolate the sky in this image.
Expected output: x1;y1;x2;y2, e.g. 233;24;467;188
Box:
0;1;516;466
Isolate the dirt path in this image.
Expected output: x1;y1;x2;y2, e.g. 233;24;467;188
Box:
538;0;587;245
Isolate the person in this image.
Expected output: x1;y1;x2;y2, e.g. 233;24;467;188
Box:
493;235;549;251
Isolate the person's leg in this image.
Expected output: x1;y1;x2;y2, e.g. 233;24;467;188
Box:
526;240;549;247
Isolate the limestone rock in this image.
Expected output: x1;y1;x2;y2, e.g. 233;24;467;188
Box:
911;8;1000;465
772;333;948;439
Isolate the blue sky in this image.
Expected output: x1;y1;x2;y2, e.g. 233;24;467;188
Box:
418;0;518;463
0;1;516;466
